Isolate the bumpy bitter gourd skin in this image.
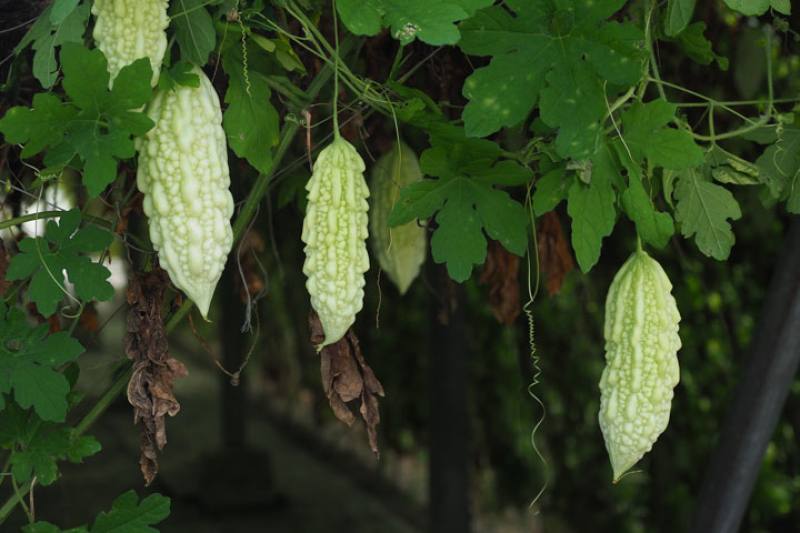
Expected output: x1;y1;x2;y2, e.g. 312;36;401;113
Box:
136;68;234;318
369;141;426;295
92;0;169;86
599;250;681;481
302;136;370;348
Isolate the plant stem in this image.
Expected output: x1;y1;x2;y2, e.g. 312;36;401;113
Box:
644;1;667;102
0;210;105;231
0;209;151;251
331;0;341;136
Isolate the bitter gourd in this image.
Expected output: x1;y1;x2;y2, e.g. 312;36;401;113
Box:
599;250;681;481
302;136;370;348
369;141;426;294
136;68;234;318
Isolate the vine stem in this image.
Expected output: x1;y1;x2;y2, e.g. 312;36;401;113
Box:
0;210;109;232
0;208;151;252
0;38;354;526
331;0;340;137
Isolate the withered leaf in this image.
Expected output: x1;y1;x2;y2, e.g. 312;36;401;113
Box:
309;312;385;456
79;303;100;333
537;211;574;296
479;240;521;325
125;268;187;485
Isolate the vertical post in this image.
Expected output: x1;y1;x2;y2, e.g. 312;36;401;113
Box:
690;218;800;533
429;271;471;533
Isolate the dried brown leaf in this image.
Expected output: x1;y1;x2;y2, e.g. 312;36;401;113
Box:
537;212;575;296
79;303;100;333
125;268;187;485
309;312;385;456
479;240;521;325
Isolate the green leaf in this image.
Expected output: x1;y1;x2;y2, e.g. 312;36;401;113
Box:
25;522;88;533
91;491;171;533
11;428;100;486
674;22;728;69
16;3;90;88
756;126;800;209
707;146;762;186
157;61;201;92
539;62;606;159
0;44;153;197
567;148;617;272
458;0;644;141
336;0;492;45
221;44;280;174
430;183;488;282
619;100;705;170
388;136;528;281
723;0;788;15
0;93;77;158
674;169;742;260
6;209;114;316
621;173;675;249
771;0;790;14
0;305;84;421
50;0;81;24
5;412;99;488
0;330;84;422
172;0;217;65
532;167;569;215
665;0;696;36
12;365;72;423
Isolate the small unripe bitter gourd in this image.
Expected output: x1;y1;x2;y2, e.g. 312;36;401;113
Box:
302;136;370;348
599;250;681;481
136;68;234;318
369;141;426;294
92;0;169;87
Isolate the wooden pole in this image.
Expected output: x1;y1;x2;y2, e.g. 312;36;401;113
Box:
690;217;800;533
429;271;471;533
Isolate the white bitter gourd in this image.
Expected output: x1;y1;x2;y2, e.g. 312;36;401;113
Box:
136;68;234;318
598;250;681;481
302;136;370;348
369;141;426;294
92;0;169;86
